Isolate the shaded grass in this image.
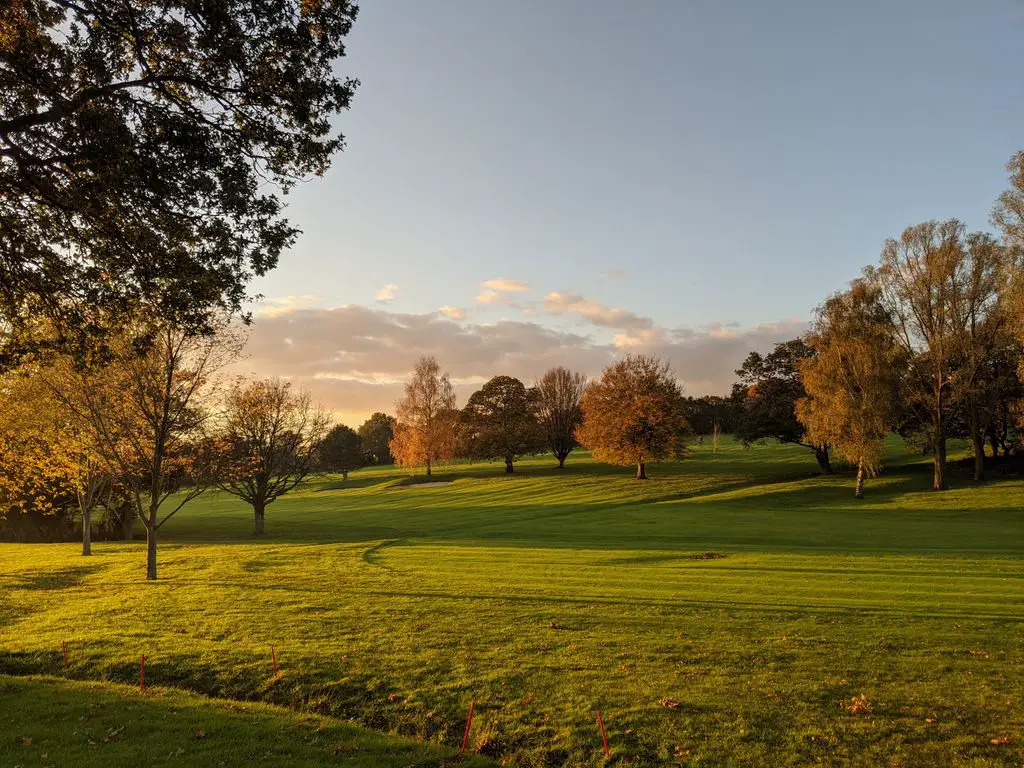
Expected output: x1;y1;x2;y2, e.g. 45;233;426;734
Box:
1;437;1023;766
0;675;492;767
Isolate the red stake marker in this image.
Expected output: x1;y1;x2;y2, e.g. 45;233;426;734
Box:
459;701;475;755
139;654;146;691
62;641;68;672
272;646;279;676
597;711;610;758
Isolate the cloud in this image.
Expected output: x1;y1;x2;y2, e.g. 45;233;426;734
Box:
482;278;530;293
439;306;466;320
543;291;653;331
475;289;502;305
375;284;398;303
258;295;321;318
237;303;807;424
475;278;530;305
600;268;630;279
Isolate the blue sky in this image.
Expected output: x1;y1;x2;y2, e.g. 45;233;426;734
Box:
242;1;1024;422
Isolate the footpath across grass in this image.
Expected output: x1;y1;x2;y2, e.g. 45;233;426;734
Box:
0;675;492;767
1;438;1022;766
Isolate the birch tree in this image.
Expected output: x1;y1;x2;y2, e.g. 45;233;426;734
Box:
390;357;457;476
797;281;901;498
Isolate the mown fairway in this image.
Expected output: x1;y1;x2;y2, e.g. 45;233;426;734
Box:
2;439;1023;767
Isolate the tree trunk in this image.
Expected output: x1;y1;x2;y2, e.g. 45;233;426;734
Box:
971;433;986;482
342;469;349;481
933;433;947;491
557;453;566;469
814;446;832;474
636;462;647;480
82;507;92;556
989;429;1000;459
854;462;865;499
146;524;157;581
253;500;266;536
425;457;432;477
504;456;514;473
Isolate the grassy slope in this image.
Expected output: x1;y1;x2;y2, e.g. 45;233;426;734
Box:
1;438;1023;766
0;675;492;767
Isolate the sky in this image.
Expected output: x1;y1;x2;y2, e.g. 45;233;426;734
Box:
238;1;1024;425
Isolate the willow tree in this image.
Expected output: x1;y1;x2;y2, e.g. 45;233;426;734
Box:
797;281;901;498
390;357;457;476
534;367;587;468
576;354;690;480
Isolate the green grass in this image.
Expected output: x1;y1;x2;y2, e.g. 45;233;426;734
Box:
2;437;1023;766
0;675;492;767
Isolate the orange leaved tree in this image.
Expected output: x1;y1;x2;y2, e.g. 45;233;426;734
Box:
576;354;690;479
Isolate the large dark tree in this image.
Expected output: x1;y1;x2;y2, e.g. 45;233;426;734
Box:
534;367;586;468
357;412;395;465
320;423;363;480
460;376;545;473
732;338;832;473
0;0;358;368
682;395;736;436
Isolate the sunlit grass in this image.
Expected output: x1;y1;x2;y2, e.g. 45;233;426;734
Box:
2;437;1022;766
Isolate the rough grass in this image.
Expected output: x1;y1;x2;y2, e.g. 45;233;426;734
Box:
1;438;1023;766
0;675;492;767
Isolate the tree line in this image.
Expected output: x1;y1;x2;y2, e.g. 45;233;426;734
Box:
386;152;1024;497
0;315;398;574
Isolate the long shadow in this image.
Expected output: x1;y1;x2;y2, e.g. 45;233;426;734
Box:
0;562;106;590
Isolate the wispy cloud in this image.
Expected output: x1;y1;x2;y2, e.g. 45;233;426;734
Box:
439;305;466;320
475;278;531;305
600;268;630;279
375;284;398;304
482;278;530;293
258;295;321;318
543;291;653;331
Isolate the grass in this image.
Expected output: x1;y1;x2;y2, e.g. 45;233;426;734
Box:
0;675;492;767
1;437;1023;766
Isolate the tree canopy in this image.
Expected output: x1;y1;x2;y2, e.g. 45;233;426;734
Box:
357;412;395;466
390;357;457;476
321;423;363;480
732;338;832;473
460;376;544;473
798;281;901;498
576;355;690;479
0;0;358;368
534;367;586;468
217;378;328;534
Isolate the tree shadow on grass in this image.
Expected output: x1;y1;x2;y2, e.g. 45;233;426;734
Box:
1;563;106;591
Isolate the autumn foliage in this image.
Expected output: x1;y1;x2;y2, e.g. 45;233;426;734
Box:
576;355;690;479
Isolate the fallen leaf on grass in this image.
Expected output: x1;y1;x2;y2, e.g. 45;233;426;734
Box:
104;726;125;742
841;694;872;715
21;737;32;745
658;698;680;709
194;730;206;739
990;736;1010;745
